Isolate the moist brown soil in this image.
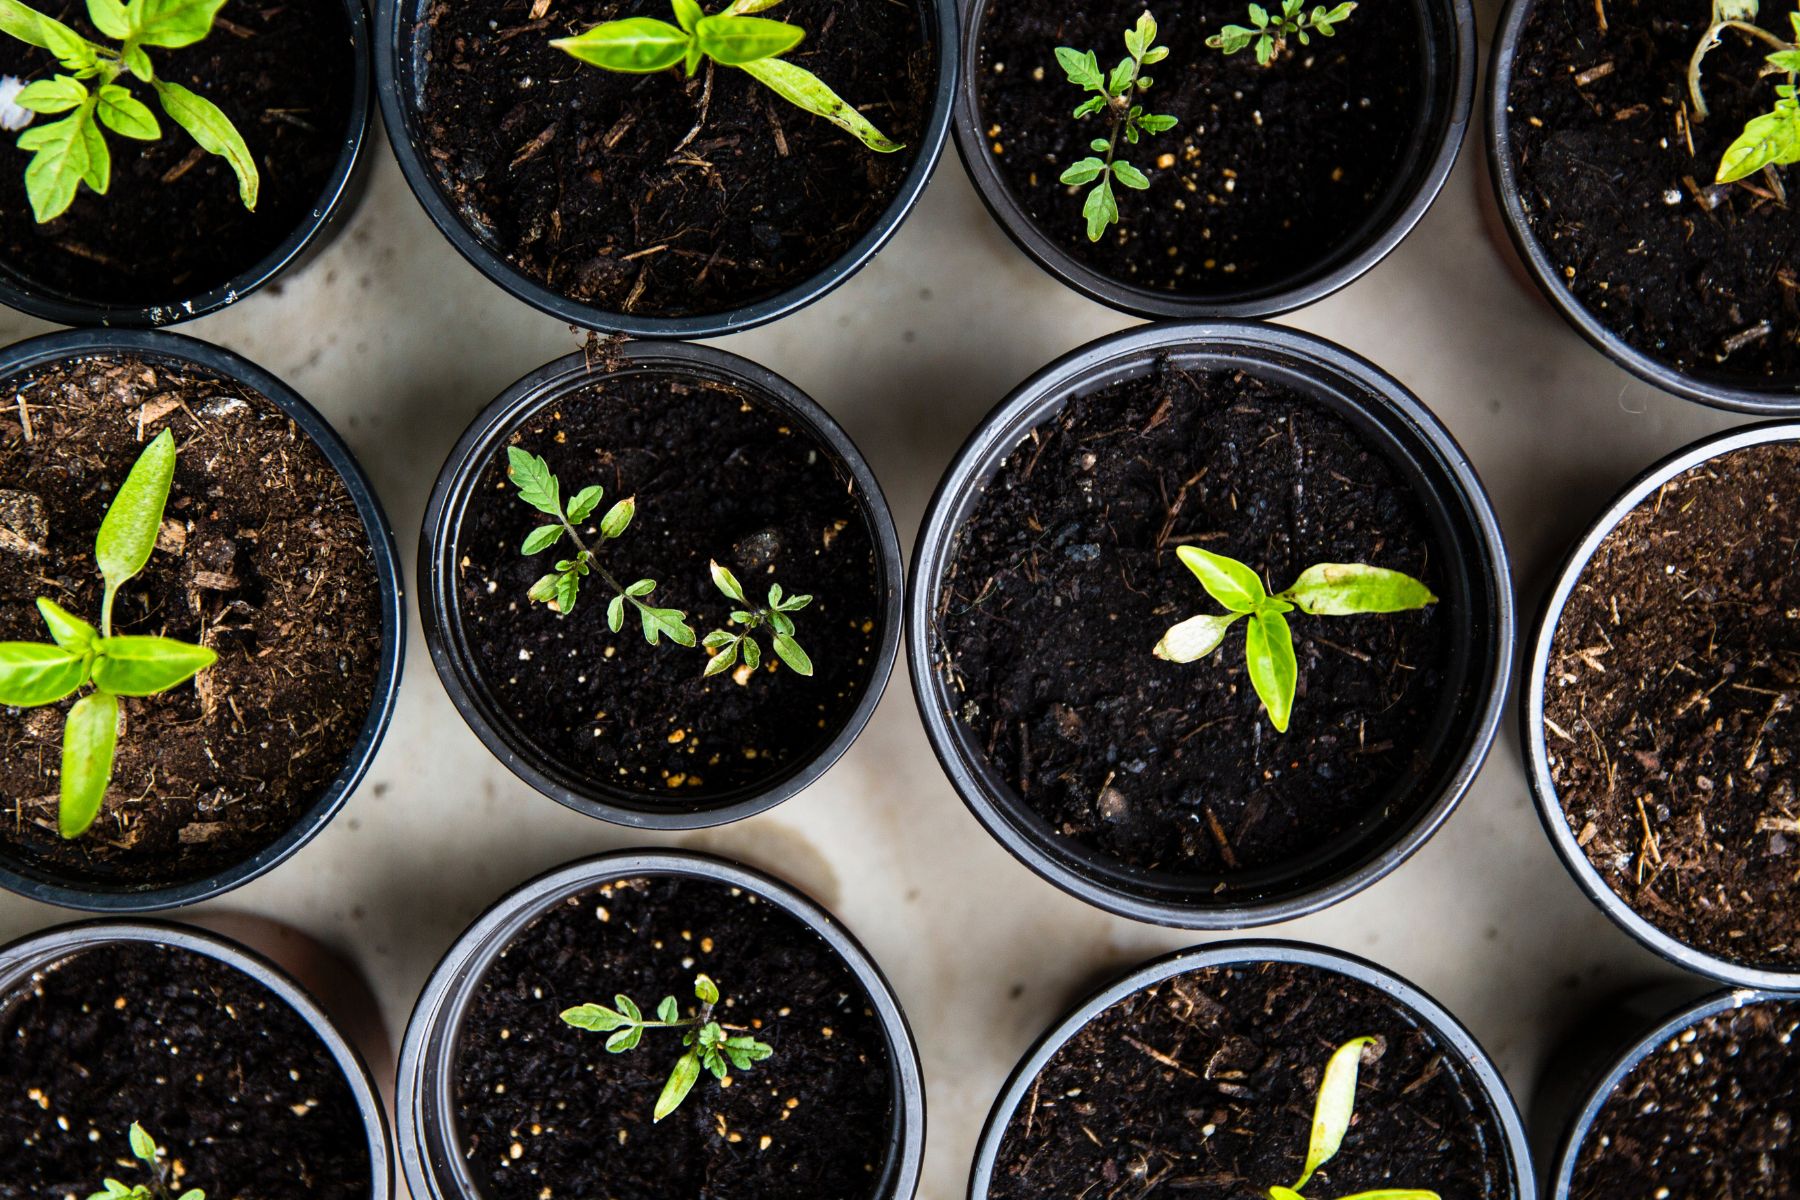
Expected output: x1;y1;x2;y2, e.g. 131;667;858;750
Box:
990;961;1510;1199
453;874;894;1200
1545;441;1800;968
934;361;1449;880
1570;998;1800;1199
0;940;372;1199
1507;0;1800;381
976;0;1425;295
0;0;356;310
415;0;933;319
0;353;383;886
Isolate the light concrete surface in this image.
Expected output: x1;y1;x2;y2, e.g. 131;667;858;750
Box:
0;5;1753;1191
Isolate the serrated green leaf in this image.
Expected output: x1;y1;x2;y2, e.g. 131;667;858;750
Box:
1082;176;1117;241
1055;45;1104;89
90;636;215;696
1279;563;1437;615
771;633;812;675
36;598;96;653
553;17;691;72
599;496;635;539
566;484;604;523
639;604;695;647
1175;545;1267;611
1208;24;1258;53
1294;1037;1378;1189
561;1002;629;1032
1245;610;1296;732
153;79;257;210
739;55;903;152
1154;611;1243;663
506;447;561;516
95;428;176;603
18;104;96;222
710;560;747;603
59;691;118;838
654;1049;701;1122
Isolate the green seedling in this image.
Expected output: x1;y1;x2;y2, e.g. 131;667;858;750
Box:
1056;9;1179;241
552;0;902;153
1265;1037;1438;1200
0;429;217;839
1688;0;1800;185
87;1122;205;1200
0;0;258;222
701;560;813;678
1153;546;1435;732
1207;0;1357;66
562;973;774;1122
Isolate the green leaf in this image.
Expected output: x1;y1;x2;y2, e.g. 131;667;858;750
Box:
121;43;152;81
656;995;680;1023
36;598;96;654
95;84;160;139
86;0;129;36
1082;176;1117;241
640;605;696;647
1060;156;1106;185
709;560;747;603
671;0;702;30
771;633;812;675
521;524;564;555
1769;49;1800;73
0;643;89;707
561;1002;629;1032
566;484;604;523
59;690;118;838
768;610;794;637
153;79;258;210
1294;1036;1377;1190
742;634;762;670
1175;545;1266;612
1137;112;1178;132
177;1192;205;1200
1072;95;1106;118
16;75;87;114
1717;102;1800;183
95;428;176;602
599;496;635;539
694;974;720;1004
1113;160;1150;189
17;104;97;222
528;573;561;605
654;1049;702;1122
553;17;692;73
703;637;739;677
613;994;642;1021
1055;46;1104;89
1267;1189;1306;1200
1256;33;1276;65
1208;24;1258;53
702;1046;727;1078
1250;3;1271;25
129;0;227;47
89;636;215;696
607;592;626;632
128;1123;156;1163
1108;56;1137;95
1279;563;1437;616
1244;610;1296;732
776;591;811;611
77;104;109;192
555;571;580;615
1333;1192;1440;1200
739;55;904;152
506;447;562;517
625;578;657;597
1153;611;1243;663
605;1024;644;1052
694;14;803;64
1142;45;1170;64
0;0;88;56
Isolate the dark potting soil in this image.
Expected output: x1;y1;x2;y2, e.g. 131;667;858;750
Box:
455;369;881;802
990;961;1510;1198
1570;998;1800;1199
415;0;933;318
935;362;1450;879
0;0;357;309
0;940;372;1199
453;875;894;1200
1507;0;1800;382
1545;441;1800;967
976;0;1426;295
0;353;383;885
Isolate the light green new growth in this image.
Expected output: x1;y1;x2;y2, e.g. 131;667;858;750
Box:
1153;546;1435;732
1056;10;1179;241
1207;0;1357;66
0;0;259;222
1265;1038;1439;1200
1688;0;1800;185
552;0;902;153
0;429;217;839
701;560;813;678
87;1122;205;1200
507;446;696;648
561;973;775;1123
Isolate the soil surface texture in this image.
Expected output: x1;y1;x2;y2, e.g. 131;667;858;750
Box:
1507;0;1800;382
453;874;895;1200
0;352;383;886
1545;441;1800;968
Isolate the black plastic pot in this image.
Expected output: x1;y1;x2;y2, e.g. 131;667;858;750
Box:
0;328;405;912
0;918;395;1196
908;321;1514;927
1486;0;1799;415
395;849;926;1200
373;0;956;339
969;939;1535;1199
0;1;372;329
952;0;1474;319
420;340;902;829
1521;421;1800;990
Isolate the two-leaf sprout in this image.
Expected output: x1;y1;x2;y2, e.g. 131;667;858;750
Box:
562;973;774;1122
1688;0;1800;185
0;0;258;222
0;428;217;839
553;0;902;153
1207;0;1358;66
1268;1037;1438;1200
88;1122;205;1200
1057;10;1179;241
1153;546;1435;732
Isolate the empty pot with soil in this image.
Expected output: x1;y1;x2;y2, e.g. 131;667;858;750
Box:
421;340;901;828
0;919;393;1198
0;329;404;911
374;0;955;337
1524;422;1800;988
0;0;371;327
1488;0;1800;413
971;941;1534;1199
395;849;925;1200
955;0;1474;318
909;322;1513;927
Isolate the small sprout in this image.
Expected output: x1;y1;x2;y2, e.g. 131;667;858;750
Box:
552;0;903;153
1265;1038;1438;1200
0;429;217;839
1153;546;1435;732
86;1122;206;1200
701;560;814;678
0;0;259;222
1056;10;1179;241
1687;0;1800;186
1207;0;1357;66
561;973;774;1122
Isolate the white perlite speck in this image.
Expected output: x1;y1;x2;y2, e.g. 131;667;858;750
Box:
0;77;35;132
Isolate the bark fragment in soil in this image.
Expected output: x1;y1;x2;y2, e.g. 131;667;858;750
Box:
990;962;1510;1199
453;875;894;1200
1545;442;1800;968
